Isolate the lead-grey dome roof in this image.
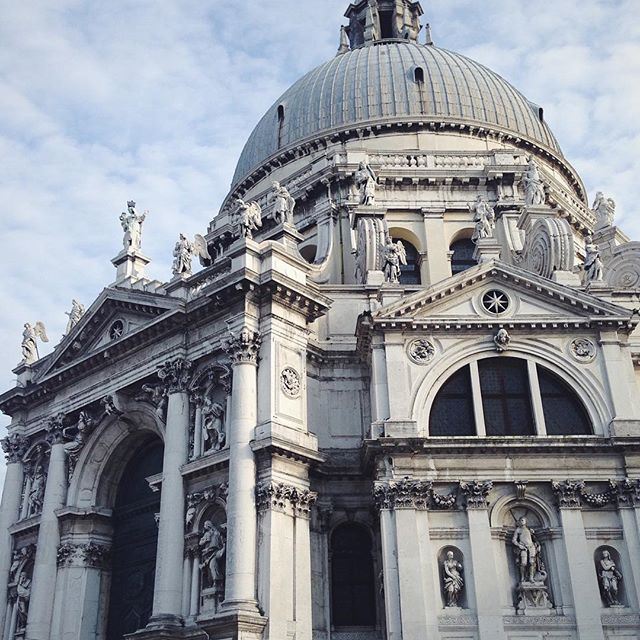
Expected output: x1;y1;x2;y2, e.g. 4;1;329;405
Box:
232;41;562;186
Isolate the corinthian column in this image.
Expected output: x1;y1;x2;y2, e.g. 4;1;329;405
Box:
148;358;193;628
0;434;27;633
26;416;68;640
221;328;261;613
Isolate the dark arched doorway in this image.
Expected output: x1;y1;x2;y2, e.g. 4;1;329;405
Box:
106;438;163;639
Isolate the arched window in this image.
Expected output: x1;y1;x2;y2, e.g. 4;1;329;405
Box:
429;365;475;436
428;358;592;437
414;66;425;83
398;240;421;285
450;239;476;275
330;524;376;628
537;366;591;435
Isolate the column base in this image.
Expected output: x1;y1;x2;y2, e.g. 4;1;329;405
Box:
126;621;204;640
198;610;267;640
218;598;260;615
146;614;185;629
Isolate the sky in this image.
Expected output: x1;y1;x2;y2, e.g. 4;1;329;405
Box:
0;0;639;482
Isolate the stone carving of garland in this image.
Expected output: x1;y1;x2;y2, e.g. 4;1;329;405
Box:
373;478;459;511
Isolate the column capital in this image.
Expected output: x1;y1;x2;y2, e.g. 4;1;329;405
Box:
223;328;262;365
551;479;585;509
373;477;432;511
45;413;67;445
158;358;194;394
57;542;111;570
1;433;28;464
459;480;493;510
256;481;317;519
613;477;640;508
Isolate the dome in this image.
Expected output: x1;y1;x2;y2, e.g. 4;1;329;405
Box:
232;41;562;186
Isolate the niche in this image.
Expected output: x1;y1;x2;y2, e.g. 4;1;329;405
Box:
438;546;467;609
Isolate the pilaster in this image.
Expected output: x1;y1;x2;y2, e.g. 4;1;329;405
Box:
422;208;450;284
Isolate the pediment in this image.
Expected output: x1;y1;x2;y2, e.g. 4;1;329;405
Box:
40;288;181;377
374;261;633;329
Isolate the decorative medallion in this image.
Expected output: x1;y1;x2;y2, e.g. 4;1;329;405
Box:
109;319;125;340
407;339;436;365
280;367;301;398
569;338;596;363
481;289;510;315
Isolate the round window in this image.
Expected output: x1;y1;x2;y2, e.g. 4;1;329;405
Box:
109;320;125;340
482;290;510;315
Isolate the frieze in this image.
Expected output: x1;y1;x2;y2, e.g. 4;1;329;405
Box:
57;542;111;569
601;613;640;626
551;480;585;509
157;358;194;394
459;480;493;510
1;434;28;464
256;481;317;518
224;328;262;365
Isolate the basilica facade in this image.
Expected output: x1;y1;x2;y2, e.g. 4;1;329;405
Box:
2;2;640;639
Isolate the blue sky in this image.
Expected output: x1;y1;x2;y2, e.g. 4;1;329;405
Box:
0;0;639;481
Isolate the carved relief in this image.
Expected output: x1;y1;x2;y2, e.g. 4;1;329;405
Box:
353;215;386;284
569;338;596;363
407;339;435;365
280;367;301;398
519;217;575;279
494;328;511;353
602;242;640;289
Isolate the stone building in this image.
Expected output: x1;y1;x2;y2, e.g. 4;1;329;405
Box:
1;1;640;639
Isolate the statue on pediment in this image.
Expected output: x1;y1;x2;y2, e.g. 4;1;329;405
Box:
21;321;49;364
64;300;86;335
593;192;616;231
119;200;147;252
235;199;262;239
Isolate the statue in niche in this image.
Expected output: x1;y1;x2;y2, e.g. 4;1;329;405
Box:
470;196;496;243
202;399;225;453
27;465;46;517
383;239;407;284
583;235;604;283
442;551;464;607
21;322;49;364
235;198;262;239
355;161;377;206
522;158;546;206
119;200;146;252
592;192;616;230
64;299;85;335
15;571;31;631
598;550;623;606
271;182;296;225
512;517;541;583
199;521;227;588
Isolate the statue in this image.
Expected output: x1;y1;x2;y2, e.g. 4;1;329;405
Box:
271;182;296;225
21;322;49;364
63;411;94;457
137;383;169;421
494;328;511;353
235;199;263;239
512;517;542;584
172;233;211;277
64;300;85;335
383;239;407;284
522;159;546;206
202;400;225;453
27;465;45;517
593;192;616;230
442;551;464;607
598;550;623;606
470;196;496;243
119;200;147;252
584;235;604;283
199;521;227;586
355;162;377;206
15;572;31;631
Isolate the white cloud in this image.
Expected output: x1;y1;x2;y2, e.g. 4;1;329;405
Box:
0;0;638;484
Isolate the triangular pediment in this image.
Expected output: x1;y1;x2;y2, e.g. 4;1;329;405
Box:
40;288;181;378
374;261;633;328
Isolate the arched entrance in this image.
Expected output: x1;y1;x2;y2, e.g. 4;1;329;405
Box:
106;438;163;639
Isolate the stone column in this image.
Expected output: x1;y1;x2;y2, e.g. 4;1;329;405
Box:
148;358;193;628
552;481;605;640
460;481;506;640
26;417;68;640
0;435;26;633
221;328;261;613
616;479;640;606
191;392;204;459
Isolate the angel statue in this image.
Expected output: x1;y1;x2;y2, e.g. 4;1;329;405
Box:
583;235;604;283
64;299;85;335
271;182;296;225
383;238;407;284
470;196;496;243
592;192;616;231
235;199;263;240
21;322;49;364
522;158;546;207
171;233;211;277
355;161;377;206
119;200;147;252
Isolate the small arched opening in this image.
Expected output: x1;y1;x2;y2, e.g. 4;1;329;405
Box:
106;437;163;640
277;104;285;149
450;238;476;275
330;523;376;628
